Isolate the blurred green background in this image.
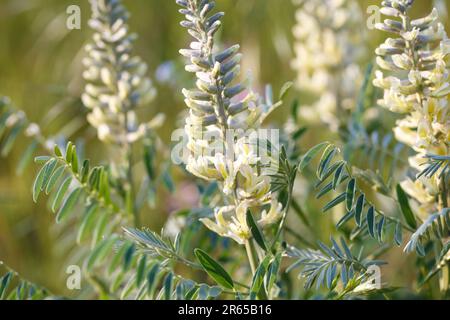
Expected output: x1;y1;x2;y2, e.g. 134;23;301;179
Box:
0;0;448;295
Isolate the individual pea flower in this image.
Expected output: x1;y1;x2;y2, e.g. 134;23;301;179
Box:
200;204;251;245
177;0;283;244
258;200;283;229
290;0;367;131
82;0;162;146
373;0;450;213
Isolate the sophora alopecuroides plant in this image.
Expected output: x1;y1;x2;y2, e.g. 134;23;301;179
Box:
82;0;169;226
2;0;450;301
373;0;450;256
177;0;290;251
82;0;162;146
24;0;195;301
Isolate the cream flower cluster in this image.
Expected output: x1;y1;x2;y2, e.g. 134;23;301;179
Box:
373;0;450;216
291;0;366;130
177;0;282;244
82;0;162;145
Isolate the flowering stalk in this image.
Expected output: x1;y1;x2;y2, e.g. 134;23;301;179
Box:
82;0;163;225
290;0;366;131
373;0;450;217
176;0;283;248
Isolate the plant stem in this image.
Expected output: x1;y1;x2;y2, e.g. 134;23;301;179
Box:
124;112;139;227
271;179;295;250
245;240;257;276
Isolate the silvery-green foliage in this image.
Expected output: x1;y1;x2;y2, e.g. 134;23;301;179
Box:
0;264;52;300
417;154;450;180
299;142;414;246
290;0;366;131
404;208;450;255
83;233;221;300
82;0;160;145
286;238;384;291
32;142;128;241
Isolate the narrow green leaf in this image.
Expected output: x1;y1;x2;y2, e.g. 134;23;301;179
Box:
394;222;403;246
91;213;108;247
246;210;267;251
332;162;346;189
355;194;365;227
299;142;329;172
34;156;51;164
194;249;234;290
164;272;174;300
185;287;199;300
65;142;73;163
108;245;128;276
377;216;385;242
340;237;353;260
147;264;160;297
80;160;90;184
326;264;337;289
86;236;116;271
367;206;375;238
41;159;57;191
162;169;175;193
144;146;155;180
56;187;82;223
322;193;346;212
316;182;333;199
54;144;63;157
123;244;135;271
0;272;13;299
396;184;417;229
32;160;51;202
317;146;337;179
45;165;65;195
77;203;99;244
279;81;293;100
337;210;354;229
315;162;341;188
99;169;111;204
346;178;356;211
51;177;72;212
250;255;271;300
292;127;307;141
136;255;147;287
265;253;281;293
70;145;79;174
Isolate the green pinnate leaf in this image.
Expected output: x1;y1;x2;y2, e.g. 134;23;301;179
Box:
396;184;417;229
56;187;83;223
194;249;234;290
